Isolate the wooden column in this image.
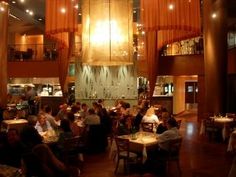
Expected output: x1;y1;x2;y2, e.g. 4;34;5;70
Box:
203;0;228;114
0;1;9;107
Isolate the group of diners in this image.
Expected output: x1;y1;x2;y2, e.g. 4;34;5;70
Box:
0;98;181;176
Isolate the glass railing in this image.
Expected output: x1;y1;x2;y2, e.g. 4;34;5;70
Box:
161;31;236;56
8;43;58;61
160;36;204;56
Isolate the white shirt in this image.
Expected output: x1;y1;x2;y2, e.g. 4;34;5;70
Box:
141;114;159;132
35;120;52;133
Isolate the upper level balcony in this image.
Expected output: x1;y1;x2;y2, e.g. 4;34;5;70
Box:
8;43;58;62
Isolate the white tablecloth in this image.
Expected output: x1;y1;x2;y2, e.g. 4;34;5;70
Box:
200;117;233;140
109;132;158;163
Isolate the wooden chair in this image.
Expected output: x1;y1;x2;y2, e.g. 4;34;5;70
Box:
165;137;183;176
204;118;220;141
62;136;84;165
114;137;138;174
141;122;154;132
177;120;182;129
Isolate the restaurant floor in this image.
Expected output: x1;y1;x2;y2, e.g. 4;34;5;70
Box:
79;109;234;177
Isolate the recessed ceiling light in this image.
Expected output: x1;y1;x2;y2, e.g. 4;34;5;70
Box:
78;13;81;16
0;7;5;12
38;18;42;21
25;9;29;13
29;11;33;15
168;4;174;10
12;1;16;4
74;5;78;9
20;0;25;3
60;7;66;14
212;13;217;19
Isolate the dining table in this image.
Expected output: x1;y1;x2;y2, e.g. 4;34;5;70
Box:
1;119;28;132
0;164;23;177
109;131;158;163
200;116;234;140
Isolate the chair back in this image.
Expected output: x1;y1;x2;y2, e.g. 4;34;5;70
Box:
141;122;154;132
204;118;216;130
167;137;182;160
62;136;82;164
177;120;182;129
115;137;130;158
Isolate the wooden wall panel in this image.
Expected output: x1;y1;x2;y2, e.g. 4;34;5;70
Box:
8;61;59;78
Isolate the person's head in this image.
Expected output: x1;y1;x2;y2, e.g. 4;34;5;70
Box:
20;125;43;147
59;103;67;111
166;118;178;129
37;113;46;126
81;103;88;111
92;102;99;110
161;112;170;123
75;101;81;110
145;107;155;117
60;119;71;132
88;108;95;115
44;105;52;114
7;128;20;145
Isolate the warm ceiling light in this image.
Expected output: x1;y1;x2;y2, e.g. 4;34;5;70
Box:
12;1;16;3
168;4;174;10
0;7;5;12
212;13;217;19
38;18;42;21
29;11;33;15
20;0;25;3
25;9;29;13
78;13;81;16
60;7;66;14
74;4;78;9
82;0;133;66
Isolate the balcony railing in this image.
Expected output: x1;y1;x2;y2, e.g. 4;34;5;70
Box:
161;32;236;56
8;43;58;61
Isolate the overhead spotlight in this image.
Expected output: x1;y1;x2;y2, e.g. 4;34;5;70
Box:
60;7;66;14
212;13;217;19
29;11;33;15
38;18;42;21
0;7;5;12
12;1;16;4
74;4;78;9
20;0;25;3
25;9;29;13
168;4;174;10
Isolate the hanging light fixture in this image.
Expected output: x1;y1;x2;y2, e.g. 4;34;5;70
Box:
82;0;133;66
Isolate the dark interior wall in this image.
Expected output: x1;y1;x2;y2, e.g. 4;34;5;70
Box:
158;48;236;120
158;54;204;76
227;74;236;113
